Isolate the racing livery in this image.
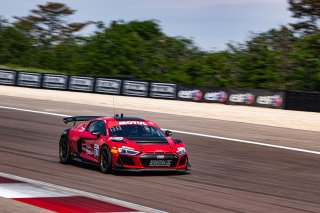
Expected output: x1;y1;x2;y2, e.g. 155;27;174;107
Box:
59;115;190;173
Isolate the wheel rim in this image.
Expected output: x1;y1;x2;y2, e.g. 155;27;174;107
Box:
60;140;68;160
101;151;108;170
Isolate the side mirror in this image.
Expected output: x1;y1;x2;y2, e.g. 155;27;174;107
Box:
91;130;101;138
165;130;173;137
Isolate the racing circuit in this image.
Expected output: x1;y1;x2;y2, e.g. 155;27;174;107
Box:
1;89;320;212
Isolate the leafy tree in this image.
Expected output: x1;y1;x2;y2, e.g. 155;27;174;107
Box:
0;18;33;66
14;2;90;46
288;0;320;34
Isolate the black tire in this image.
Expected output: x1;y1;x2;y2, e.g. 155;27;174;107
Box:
59;137;71;164
100;146;112;173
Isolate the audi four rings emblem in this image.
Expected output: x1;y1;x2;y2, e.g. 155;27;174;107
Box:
157;155;165;159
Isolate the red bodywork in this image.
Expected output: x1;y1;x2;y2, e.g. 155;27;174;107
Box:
65;117;189;171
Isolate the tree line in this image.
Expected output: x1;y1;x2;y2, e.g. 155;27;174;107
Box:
0;1;319;91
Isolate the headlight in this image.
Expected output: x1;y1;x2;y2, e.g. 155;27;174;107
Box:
176;147;186;155
118;147;140;155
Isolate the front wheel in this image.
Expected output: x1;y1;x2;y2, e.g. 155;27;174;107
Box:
100;146;112;173
59;137;71;164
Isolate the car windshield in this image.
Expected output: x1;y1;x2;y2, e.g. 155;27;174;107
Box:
109;125;165;138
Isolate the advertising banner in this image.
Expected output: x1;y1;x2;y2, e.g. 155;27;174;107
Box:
68;76;94;91
95;78;122;94
150;82;177;99
122;80;149;97
203;88;229;103
177;85;204;101
17;72;42;87
177;85;228;103
0;70;16;85
227;88;285;108
43;74;68;89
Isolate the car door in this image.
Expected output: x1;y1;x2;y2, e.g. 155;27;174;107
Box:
81;120;106;162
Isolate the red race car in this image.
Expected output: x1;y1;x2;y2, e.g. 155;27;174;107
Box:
59;114;190;173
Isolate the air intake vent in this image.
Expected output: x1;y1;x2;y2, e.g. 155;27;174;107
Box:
127;137;168;144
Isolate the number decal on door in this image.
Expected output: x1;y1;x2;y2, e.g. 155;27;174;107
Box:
94;144;99;158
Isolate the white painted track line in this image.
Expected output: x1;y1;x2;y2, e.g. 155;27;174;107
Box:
0;183;73;198
0;105;319;155
0;172;166;213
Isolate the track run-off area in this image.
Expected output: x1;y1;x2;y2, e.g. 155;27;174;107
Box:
1;92;320;212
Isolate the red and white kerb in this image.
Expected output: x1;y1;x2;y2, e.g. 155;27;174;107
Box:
0;174;163;213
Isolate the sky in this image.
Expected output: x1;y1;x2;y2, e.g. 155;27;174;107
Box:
0;0;294;51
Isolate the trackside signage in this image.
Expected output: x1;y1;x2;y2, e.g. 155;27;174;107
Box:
150;83;177;99
177;84;204;101
95;78;122;94
255;91;285;108
203;88;229;103
68;76;94;91
17;72;42;87
43;74;68;89
0;70;16;85
227;88;285;108
122;80;149;97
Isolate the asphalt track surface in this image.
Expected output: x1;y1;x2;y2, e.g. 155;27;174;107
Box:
1;96;320;212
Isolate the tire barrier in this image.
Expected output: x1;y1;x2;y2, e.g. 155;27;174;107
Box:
0;68;318;112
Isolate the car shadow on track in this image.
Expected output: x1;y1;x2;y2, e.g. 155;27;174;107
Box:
68;161;190;176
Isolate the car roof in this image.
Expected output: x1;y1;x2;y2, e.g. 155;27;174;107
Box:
97;116;150;122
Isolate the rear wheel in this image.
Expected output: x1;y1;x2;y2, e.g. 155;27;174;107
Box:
100;146;112;173
59;137;71;164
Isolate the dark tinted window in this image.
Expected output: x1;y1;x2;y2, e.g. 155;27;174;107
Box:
87;121;106;136
109;125;165;138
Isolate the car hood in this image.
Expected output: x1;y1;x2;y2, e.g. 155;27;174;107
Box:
122;137;177;153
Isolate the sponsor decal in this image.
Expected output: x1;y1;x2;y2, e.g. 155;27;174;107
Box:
229;93;255;104
108;137;124;141
82;143;93;155
118;121;147;125
94;144;99;158
149;159;172;167
178;90;203;101
256;95;283;107
109;126;122;132
156;155;165;159
204;91;228;102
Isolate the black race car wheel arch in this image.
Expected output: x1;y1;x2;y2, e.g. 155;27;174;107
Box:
100;145;112;173
59;137;71;164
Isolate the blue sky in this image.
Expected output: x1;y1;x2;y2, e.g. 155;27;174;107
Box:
0;0;294;51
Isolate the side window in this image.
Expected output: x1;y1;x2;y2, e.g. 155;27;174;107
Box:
95;121;106;136
87;121;106;136
87;122;96;132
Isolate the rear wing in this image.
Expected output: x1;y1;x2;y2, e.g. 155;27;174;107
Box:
63;116;103;124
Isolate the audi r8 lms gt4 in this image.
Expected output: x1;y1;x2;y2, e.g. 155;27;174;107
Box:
59;115;191;173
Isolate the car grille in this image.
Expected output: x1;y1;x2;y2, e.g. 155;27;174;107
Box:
140;154;178;167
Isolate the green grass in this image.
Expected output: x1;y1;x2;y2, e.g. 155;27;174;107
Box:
0;64;67;74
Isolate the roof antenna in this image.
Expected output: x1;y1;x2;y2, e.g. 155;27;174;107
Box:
121;113;123;118
113;95;116;116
